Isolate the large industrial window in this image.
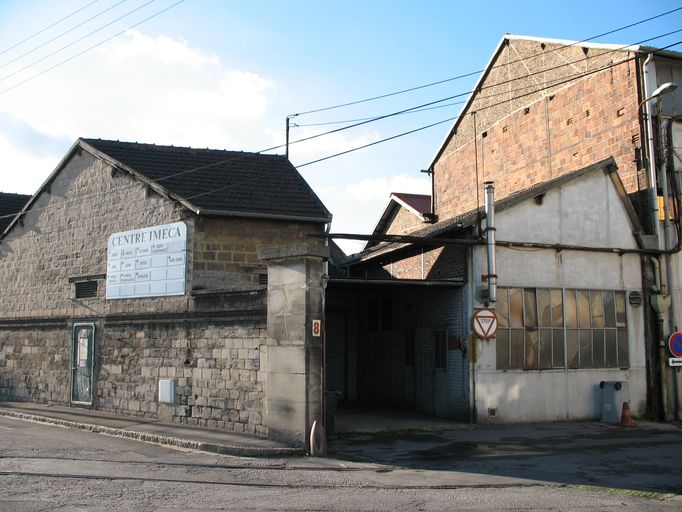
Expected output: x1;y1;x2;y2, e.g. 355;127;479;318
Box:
495;287;629;370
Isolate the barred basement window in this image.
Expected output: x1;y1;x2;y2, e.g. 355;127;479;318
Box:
75;280;98;299
496;287;629;370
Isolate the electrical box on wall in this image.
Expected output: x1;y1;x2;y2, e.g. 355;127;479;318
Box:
158;379;175;404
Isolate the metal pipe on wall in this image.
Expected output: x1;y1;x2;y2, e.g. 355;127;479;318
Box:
484;182;497;304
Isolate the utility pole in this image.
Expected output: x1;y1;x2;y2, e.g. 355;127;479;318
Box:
285;114;298;158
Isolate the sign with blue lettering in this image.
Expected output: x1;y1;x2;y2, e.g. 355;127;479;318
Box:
106;222;187;299
668;332;682;358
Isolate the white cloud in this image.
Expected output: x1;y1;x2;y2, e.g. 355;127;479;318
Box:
346;174;431;202
0;134;60;193
0;30;273;149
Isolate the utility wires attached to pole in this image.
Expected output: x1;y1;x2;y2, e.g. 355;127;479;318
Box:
285;114;298;158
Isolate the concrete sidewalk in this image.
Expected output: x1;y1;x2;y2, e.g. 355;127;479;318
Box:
0;401;302;457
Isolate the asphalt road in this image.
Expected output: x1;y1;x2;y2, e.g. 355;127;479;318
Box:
1;416;681;511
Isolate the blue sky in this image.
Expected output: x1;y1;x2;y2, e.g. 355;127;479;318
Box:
0;0;680;253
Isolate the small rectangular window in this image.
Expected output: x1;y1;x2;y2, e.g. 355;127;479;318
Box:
75;281;98;299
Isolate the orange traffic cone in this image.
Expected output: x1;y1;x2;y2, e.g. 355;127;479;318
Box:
620;401;634;427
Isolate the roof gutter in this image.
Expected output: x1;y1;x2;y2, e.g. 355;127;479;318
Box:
198;208;331;224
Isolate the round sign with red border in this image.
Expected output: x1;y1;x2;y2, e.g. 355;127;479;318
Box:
471;308;498;339
669;332;682;357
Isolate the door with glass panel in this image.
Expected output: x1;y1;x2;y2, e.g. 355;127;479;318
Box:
71;323;95;404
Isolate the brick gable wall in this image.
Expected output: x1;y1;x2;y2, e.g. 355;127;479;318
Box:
385;206;425;236
434;39;643;221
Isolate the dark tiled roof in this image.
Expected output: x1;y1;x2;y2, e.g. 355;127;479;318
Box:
392;193;431;215
81;138;331;222
0;192;31;233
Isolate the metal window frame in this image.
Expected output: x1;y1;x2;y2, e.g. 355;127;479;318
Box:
496;286;630;371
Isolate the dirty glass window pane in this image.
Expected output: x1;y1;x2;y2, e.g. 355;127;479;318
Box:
550;289;563;327
617;328;629;367
509;288;524;328
539;329;552;369
524;330;539;369
524;288;537;327
538;288;551;326
497;288;509;328
592;329;605;367
605;330;618;367
510;329;525;369
565;289;577;327
615;292;627;326
577;290;591;328
603;291;616;328
591;291;605;328
496;329;509;370
567;329;579;369
579;330;592;368
552;328;565;368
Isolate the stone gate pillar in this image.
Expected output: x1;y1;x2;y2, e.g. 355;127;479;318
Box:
259;243;328;448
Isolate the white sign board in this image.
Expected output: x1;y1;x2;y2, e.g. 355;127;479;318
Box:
669;357;682;367
106;222;187;299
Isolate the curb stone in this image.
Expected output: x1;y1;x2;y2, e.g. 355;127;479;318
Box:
0;409;303;458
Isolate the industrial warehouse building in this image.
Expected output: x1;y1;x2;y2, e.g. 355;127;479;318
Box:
329;159;646;422
2;34;682;450
326;35;682;424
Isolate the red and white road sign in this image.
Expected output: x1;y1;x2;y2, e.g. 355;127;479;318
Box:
471;308;498;339
669;332;682;357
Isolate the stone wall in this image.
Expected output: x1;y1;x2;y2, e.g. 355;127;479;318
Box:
192;216;324;291
0;146;326;436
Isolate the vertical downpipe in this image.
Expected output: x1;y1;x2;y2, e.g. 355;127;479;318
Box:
484;182;497;304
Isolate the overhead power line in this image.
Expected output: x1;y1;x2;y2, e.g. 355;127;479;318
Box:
0;0;130;71
0;0;100;57
0;36;680;239
294;100;468;128
288;28;682;149
0;0;186;96
0;0;156;85
289;5;682;118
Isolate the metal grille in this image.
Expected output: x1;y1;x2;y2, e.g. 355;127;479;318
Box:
75;281;98;299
